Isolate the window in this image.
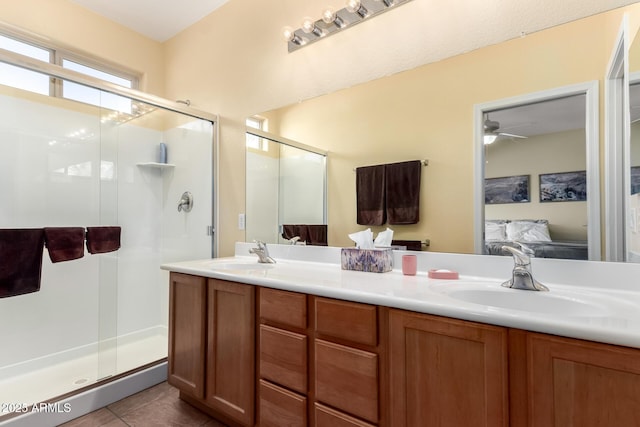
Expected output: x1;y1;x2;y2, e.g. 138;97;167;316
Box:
246;116;269;151
0;29;139;111
61;58;134;113
0;34;51;95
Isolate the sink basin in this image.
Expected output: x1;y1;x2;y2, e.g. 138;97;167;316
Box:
209;262;275;271
433;283;611;317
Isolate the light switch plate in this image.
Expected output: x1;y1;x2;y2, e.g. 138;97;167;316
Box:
238;213;245;230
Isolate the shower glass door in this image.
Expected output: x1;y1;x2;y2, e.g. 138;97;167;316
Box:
0;65;214;412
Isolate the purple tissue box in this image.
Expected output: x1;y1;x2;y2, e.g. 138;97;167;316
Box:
341;248;393;273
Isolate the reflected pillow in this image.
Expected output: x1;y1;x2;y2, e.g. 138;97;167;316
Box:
506;220;552;242
485;221;507;241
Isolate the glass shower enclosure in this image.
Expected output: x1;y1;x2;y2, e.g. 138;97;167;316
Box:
0;49;216;418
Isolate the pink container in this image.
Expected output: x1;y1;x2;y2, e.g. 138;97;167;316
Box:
402;254;417;276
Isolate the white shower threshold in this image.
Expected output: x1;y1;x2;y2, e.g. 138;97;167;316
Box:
0;330;168;427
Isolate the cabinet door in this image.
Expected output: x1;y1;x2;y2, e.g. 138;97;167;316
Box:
206;279;255;426
522;332;640;427
389;309;509;427
168;273;206;398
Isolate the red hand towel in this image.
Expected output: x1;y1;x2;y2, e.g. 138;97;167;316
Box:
86;226;121;254
44;227;85;263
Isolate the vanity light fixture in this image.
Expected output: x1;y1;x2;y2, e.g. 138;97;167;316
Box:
284;0;414;52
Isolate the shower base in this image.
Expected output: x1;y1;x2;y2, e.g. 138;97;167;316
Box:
0;328;167;417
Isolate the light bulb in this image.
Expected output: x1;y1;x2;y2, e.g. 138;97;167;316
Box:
302;18;323;37
346;0;368;17
346;0;360;12
484;134;498;145
322;7;346;28
283;26;303;45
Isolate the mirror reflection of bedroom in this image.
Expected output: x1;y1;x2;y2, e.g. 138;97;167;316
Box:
483;95;588;260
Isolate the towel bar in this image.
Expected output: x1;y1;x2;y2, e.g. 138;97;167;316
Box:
353;159;428;171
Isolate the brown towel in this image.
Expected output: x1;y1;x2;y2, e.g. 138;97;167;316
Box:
44;227;85;263
282;224;298;241
306;225;328;246
86;226;121;254
356;165;386;226
391;239;422;251
0;229;45;298
385;160;421;225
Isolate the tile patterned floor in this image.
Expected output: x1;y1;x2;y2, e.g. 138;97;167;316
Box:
60;382;226;427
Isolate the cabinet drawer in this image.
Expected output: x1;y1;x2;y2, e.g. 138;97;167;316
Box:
315;297;377;346
315;339;378;423
315;403;376;427
260;287;307;329
260;324;308;393
259;379;307;427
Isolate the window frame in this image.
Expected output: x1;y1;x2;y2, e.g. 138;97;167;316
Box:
0;25;141;99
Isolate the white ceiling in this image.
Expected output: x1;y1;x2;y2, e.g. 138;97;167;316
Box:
69;0;229;42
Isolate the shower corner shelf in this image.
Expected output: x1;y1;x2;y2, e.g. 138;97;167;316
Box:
136;162;175;169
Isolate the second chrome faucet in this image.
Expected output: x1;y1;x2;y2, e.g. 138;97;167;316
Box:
501;244;548;291
249;240;276;264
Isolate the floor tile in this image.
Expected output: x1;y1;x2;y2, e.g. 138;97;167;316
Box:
58;408;127;427
107;381;176;417
60;382;223;427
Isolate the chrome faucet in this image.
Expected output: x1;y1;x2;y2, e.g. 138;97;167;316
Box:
501;244;548;291
249;240;276;264
287;236;306;245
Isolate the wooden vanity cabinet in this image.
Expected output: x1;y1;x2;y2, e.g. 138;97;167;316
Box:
168;273;255;427
388;309;510;427
313;297;386;426
509;329;640;427
257;287;309;427
171;273;640;427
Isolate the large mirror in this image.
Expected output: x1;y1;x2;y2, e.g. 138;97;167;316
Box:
245;126;327;245
246;3;639;259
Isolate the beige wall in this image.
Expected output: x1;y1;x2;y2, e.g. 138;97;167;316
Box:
0;0;165;95
2;1;640;255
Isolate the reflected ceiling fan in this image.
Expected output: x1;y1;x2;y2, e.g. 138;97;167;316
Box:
483;114;528;145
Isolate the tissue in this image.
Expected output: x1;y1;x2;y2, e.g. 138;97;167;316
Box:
348;228;375;249
374;227;394;247
348;227;394;249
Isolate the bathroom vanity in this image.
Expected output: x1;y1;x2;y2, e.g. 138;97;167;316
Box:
162;243;640;427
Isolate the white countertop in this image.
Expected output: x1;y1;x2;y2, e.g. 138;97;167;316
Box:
161;243;640;349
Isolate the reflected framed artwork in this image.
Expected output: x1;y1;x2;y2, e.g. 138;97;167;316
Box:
485;175;530;204
539;171;587;202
